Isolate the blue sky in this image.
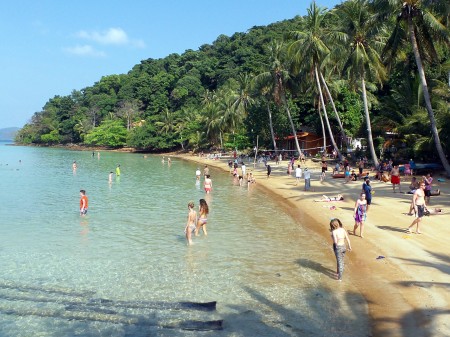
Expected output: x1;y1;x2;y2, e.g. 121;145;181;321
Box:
0;0;341;129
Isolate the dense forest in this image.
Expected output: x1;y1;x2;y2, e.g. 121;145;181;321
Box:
16;0;450;175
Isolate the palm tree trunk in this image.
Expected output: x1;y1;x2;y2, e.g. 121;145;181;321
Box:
315;66;341;159
319;71;348;150
408;19;450;177
281;93;302;156
318;99;326;151
361;76;379;168
267;102;278;152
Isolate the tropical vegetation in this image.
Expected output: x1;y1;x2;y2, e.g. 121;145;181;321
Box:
16;0;450;175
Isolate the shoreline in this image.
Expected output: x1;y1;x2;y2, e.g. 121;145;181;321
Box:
171;152;450;337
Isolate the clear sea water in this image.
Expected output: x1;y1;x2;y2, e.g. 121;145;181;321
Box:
0;142;369;336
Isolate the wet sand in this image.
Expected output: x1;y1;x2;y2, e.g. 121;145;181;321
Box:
172;153;450;337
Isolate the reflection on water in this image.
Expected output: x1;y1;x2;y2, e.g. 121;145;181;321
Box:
0;145;369;336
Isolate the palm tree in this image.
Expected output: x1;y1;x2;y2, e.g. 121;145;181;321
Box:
375;0;450;175
252;62;279;152
155;107;175;135
288;1;342;159
337;0;386;168
253;41;303;156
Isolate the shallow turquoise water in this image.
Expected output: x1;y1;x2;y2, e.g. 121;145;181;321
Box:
0;143;369;336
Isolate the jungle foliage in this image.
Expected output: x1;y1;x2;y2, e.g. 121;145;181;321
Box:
16;0;449;172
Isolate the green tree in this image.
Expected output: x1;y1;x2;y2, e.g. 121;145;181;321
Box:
84;120;128;148
288;1;342;159
338;0;386;167
376;0;450;175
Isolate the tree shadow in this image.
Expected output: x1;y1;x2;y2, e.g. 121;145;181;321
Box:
376;225;409;233
394;253;450;275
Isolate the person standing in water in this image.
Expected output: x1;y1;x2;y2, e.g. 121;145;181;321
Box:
116;164;121;176
79;190;89;216
330;218;352;281
108;172;113;184
195;199;209;236
204;174;212;194
185;201;197;245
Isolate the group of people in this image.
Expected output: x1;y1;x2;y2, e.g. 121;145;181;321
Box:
185;199;209;245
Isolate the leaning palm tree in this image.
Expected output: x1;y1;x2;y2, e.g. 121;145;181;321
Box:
288;1;342;160
337;0;386;168
252;64;279;152
254;41;303;156
374;0;450;176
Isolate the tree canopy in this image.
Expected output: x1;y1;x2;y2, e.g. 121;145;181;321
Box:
16;0;450;174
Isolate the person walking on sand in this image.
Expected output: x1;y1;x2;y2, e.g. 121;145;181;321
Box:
79;190;88;216
304;168;311;191
184;201;197;245
204;174;212;194
423;173;433;205
406;182;426;234
295;165;302;185
320;160;327;181
353;192;367;238
362;179;372;213
330;218;352;281
266;164;271;178
390;165;401;193
195;198;209;236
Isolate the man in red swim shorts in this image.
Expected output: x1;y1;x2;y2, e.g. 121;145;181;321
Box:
80;189;89;216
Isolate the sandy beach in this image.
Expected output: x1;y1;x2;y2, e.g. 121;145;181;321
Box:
172;152;450;337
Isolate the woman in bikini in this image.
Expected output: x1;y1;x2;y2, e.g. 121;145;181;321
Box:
330;218;352;281
204;175;212;194
184;201;197;245
195;199;209;236
353;192;367;238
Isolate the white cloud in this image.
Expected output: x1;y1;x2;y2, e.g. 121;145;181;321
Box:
63;45;106;57
75;27;145;48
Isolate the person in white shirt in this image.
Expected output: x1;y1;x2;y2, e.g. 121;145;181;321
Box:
295;165;302;185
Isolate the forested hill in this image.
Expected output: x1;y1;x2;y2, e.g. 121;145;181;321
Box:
15;1;450;174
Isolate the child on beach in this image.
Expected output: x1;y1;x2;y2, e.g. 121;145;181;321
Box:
330;218;352;281
185;201;197;245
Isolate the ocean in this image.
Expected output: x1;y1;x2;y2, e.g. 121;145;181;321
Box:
0;143;369;336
